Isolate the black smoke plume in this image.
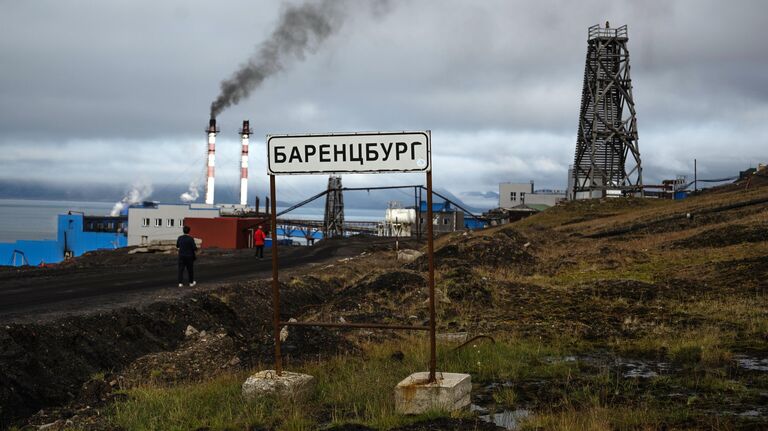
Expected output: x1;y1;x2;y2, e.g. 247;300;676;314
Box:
210;0;345;118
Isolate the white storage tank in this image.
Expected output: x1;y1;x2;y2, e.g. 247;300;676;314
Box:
385;208;416;224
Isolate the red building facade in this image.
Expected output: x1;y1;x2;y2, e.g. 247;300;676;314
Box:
184;217;269;249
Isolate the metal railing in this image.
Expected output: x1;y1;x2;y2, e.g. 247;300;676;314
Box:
588;24;627;40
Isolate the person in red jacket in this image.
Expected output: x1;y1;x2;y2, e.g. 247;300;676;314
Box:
253;225;266;259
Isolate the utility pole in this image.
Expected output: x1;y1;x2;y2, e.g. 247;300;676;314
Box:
694;159;698;192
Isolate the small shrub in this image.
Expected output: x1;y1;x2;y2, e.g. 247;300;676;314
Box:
670;345;702;366
492;387;518;407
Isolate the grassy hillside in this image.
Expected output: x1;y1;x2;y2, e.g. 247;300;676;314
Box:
23;179;768;430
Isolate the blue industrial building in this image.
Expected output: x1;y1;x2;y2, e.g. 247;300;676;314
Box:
277;227;323;240
463;216;487;230
58;213;127;257
418;200;488;230
0;213;127;267
0;240;61;266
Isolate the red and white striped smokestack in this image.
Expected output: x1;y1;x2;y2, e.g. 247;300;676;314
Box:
239;120;252;206
205;118;218;205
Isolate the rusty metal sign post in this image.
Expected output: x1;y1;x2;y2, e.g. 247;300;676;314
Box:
267;131;437;382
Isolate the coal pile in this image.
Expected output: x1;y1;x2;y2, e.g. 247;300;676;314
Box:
0;280;348;427
670;223;768;249
408;227;537;274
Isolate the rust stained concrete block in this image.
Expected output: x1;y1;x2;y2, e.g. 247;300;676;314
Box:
394;372;471;414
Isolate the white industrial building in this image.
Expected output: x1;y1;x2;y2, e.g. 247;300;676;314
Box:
499;182;566;209
127;203;220;246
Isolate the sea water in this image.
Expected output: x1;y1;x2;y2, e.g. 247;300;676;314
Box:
0;199;116;242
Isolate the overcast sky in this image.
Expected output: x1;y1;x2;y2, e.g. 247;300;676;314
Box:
1;0;766;208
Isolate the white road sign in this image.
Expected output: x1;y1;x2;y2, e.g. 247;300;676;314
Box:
267;131;431;175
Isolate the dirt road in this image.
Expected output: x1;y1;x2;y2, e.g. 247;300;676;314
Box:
0;236;398;323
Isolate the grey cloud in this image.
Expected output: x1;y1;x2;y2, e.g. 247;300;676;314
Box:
1;0;766;203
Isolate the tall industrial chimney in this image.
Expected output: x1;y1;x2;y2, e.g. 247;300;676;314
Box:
239;120;252;206
205;118;219;205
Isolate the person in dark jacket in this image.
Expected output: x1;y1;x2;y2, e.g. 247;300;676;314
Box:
176;226;198;287
253;225;266;259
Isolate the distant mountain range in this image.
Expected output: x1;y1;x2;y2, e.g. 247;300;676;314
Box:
0;180;494;213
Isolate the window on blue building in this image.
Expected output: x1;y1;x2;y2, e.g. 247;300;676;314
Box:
83;216;126;233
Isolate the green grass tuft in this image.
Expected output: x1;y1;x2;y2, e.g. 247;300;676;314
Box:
106;336;578;430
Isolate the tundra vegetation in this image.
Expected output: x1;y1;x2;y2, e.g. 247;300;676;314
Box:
10;179;768;430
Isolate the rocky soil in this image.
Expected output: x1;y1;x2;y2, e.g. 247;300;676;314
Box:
0;279;354;428
2;173;768;429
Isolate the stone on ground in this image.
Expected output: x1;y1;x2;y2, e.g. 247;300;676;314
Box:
242;370;315;399
423;289;452;304
436;332;469;343
184;325;199;337
397;249;424;263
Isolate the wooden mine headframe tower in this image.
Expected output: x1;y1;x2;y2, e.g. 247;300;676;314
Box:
570;23;642;200
323;175;345;238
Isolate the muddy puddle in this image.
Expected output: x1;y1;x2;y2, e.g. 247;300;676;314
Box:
733;354;768;372
470;353;768;428
472;405;531;430
618;358;672;378
472;383;534;430
559;353;768;376
546;353;674;378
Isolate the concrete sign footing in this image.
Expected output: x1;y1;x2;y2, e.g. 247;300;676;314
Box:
242;370;315;400
394;372;471;414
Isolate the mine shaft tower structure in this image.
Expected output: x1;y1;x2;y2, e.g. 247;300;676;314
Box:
570;23;642;199
323;175;344;238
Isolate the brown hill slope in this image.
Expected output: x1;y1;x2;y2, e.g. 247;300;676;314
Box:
299;182;767;346
5;181;768;429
